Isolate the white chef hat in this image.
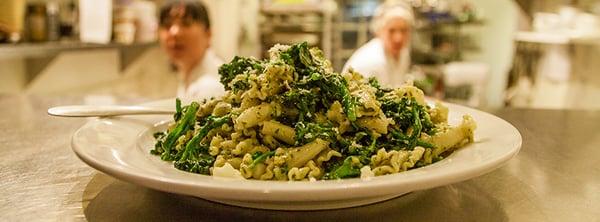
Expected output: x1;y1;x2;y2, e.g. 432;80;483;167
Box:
370;1;414;34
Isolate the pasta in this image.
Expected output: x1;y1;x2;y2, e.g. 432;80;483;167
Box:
260;120;296;145
152;42;477;181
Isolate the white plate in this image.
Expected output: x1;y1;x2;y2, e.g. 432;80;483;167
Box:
71;99;521;210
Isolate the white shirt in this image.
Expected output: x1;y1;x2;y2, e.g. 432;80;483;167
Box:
342;38;410;87
176;48;225;100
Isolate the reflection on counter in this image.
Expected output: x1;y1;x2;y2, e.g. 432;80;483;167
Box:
82;174;509;221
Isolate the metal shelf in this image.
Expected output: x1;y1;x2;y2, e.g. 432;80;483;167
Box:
0;41;158;85
0;41;157;59
259;2;334;60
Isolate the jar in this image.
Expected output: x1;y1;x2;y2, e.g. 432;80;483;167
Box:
27;4;47;42
113;6;136;44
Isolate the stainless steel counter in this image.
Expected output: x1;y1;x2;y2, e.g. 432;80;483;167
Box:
1;94;599;221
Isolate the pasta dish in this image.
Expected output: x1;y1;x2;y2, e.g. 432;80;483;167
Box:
151;42;476;181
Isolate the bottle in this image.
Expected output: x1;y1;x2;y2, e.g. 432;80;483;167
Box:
59;1;78;39
46;1;60;41
27;4;47;42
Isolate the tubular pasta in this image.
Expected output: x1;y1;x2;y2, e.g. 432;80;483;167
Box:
287;139;329;168
261;120;295;145
235;103;274;130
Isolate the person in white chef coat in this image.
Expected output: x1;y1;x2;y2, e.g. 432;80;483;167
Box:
158;1;224;99
343;2;414;87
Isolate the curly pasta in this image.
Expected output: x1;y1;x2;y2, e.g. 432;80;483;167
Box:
288;160;321;181
315;149;343;166
371;147;426;176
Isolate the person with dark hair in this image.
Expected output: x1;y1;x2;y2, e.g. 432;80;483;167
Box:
158;1;224;99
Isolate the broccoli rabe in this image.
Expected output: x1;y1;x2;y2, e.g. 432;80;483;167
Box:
174;152;214;175
319;74;357;122
278;42;324;80
173;114;232;174
281;88;317;122
279;42;357;121
174;98;183;121
380;97;437;150
296;72;357;122
361;136;378;158
344;131;375;156
249;151;275;169
218;56;264;90
381;97;436;136
294;122;336;145
155;101;199;161
321;130;377;180
368;77;392;99
323;156;362;179
389;129;434;150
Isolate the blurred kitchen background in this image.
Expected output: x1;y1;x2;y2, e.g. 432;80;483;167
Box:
1;0;599;109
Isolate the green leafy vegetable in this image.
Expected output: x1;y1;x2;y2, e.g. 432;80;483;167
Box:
218;56;263;90
294;122;336;145
324;156;362;179
173;115;232;174
281;88;317;122
249;151;275;169
156;102;199;161
174;98;183;121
